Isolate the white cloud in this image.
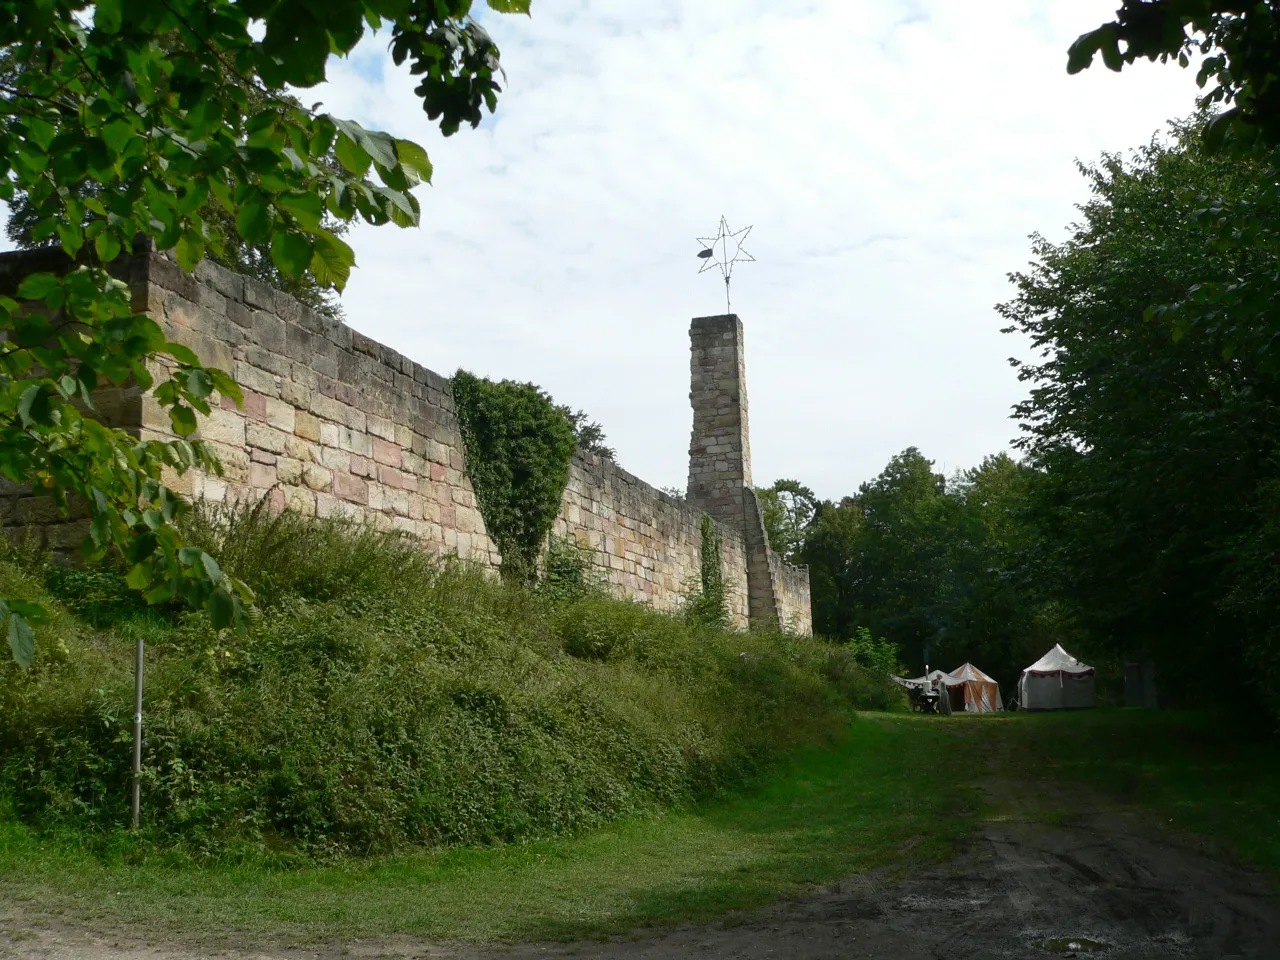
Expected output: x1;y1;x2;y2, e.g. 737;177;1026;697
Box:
14;1;1204;499
310;1;1203;498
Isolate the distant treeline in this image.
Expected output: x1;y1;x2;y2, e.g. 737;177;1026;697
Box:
761;116;1280;721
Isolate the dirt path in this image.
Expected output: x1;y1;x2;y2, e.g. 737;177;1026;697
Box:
4;781;1278;960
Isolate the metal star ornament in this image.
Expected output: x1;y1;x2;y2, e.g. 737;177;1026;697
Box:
696;216;754;315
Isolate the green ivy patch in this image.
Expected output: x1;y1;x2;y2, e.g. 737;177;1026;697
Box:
451;371;578;582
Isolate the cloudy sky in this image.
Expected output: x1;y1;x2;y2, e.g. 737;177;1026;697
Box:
308;0;1204;500
18;1;1205;500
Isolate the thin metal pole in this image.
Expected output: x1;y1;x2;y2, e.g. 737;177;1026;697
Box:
131;632;144;830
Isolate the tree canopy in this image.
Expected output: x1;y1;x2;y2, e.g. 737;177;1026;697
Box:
0;0;530;666
1001;119;1280;710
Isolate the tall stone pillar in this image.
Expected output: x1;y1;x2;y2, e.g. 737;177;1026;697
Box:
687;314;752;528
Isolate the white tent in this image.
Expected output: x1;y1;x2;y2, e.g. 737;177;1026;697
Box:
1018;644;1096;711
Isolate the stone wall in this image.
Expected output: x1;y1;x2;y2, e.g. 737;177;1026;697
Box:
0;247;783;631
688;315;812;634
554;456;750;627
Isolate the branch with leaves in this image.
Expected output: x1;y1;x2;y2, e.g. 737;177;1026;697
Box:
0;0;532;667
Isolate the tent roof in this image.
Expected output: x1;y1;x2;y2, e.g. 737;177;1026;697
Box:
948;662;998;684
895;667;995;688
1022;643;1094;677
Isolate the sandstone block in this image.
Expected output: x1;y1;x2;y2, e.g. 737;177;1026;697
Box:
372;437;401;467
265;397;296;433
250;462;277;489
320;446;351;472
277;457;303;485
246;423;287;455
333;471;368;505
282;484;316;517
285;435;315;462
367;413;395;442
303;463;333;492
295;409;321;442
200;408;246;447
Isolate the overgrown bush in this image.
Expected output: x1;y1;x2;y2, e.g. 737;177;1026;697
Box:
0;506;900;863
845;626;903;677
451;371;578;583
538;533;603;607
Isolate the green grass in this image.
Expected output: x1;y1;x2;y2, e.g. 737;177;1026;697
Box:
983;708;1280;875
2;710;1277;946
0;715;971;943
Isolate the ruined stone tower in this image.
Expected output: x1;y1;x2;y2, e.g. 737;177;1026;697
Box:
687;315;810;631
687;314;752;529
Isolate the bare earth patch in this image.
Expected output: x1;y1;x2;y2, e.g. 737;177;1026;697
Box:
3;778;1277;960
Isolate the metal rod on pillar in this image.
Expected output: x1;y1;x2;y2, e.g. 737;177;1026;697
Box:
131;633;144;830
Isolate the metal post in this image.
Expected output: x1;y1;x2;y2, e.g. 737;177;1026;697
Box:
131;632;144;830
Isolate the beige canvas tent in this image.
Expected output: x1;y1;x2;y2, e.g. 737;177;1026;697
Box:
1018;644;1095;711
892;664;1003;713
943;662;1003;713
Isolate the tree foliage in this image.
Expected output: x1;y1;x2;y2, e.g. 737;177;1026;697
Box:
558;406;615;461
1069;5;1280;381
1000;122;1280;709
798;449;1065;689
451;370;577;584
0;0;530;666
756;478;816;563
1069;1;1280;149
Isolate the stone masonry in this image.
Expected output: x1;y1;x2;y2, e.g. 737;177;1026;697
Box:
0;247;808;634
687;315;811;634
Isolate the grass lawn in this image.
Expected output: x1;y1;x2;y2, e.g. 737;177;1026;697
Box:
2;708;1276;945
985;708;1280;875
0;714;973;943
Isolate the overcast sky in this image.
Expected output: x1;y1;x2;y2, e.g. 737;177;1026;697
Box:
18;1;1207;500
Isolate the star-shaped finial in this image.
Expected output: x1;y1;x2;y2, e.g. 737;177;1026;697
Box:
695;216;754;314
696;216;754;281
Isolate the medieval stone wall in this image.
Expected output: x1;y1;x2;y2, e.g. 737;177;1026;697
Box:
554;456;750;627
0;248;772;631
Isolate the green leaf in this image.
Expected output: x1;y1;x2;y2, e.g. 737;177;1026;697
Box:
17;384;44;426
360;130;398;171
1067;29;1103;74
95;231;122;263
126;563;151;591
486;0;531;12
17;273;60;301
207;587;235;629
176;230;205;272
395;139;433;184
7;613;35;670
200;552;223;583
311;230;356;290
277;192;324;231
25;116;56;151
166;342;201;366
235;197;271;245
270;231;314;278
94;0;123;33
381;187;419;228
185;368;213;401
102;119;135;156
170;405;198;437
335;134;371;176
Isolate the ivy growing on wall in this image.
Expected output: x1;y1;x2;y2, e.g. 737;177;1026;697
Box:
686;514;728;629
451;370;578;583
